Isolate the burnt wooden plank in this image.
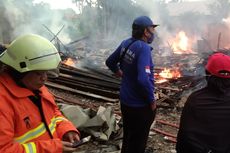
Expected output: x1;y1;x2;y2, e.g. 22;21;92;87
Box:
46;81;119;103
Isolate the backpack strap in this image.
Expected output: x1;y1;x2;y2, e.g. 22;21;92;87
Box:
119;39;137;63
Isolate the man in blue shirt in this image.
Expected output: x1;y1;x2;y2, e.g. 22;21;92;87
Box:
106;16;158;153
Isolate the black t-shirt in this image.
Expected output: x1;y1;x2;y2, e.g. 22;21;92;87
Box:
176;86;230;153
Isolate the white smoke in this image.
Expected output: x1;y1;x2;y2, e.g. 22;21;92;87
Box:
0;0;77;44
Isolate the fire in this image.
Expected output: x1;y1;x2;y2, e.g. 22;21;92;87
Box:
159;68;181;79
63;58;76;67
155;68;182;84
155;78;168;84
171;31;193;54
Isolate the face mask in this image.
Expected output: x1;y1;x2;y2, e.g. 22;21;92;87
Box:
147;29;155;44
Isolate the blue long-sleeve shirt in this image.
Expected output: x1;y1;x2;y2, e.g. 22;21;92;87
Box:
106;37;155;107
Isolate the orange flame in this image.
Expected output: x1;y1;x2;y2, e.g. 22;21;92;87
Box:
155;78;168;84
171;31;193;54
63;58;76;66
155;68;182;84
159;68;181;79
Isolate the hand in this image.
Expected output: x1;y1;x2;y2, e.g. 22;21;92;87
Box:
62;131;80;143
114;70;123;78
62;141;77;153
150;102;156;111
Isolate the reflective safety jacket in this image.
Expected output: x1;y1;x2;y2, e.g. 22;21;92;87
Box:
0;73;79;153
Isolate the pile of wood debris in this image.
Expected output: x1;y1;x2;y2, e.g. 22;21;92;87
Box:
45;53;209;152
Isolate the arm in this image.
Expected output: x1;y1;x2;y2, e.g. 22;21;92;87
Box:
105;44;122;74
43;87;80;142
0;110;64;153
0;91;79;153
137;45;155;105
54;106;80;142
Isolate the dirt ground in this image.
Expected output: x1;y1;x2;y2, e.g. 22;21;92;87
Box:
149;107;181;153
49;87;182;153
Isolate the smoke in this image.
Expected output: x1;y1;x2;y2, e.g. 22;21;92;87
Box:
0;0;76;44
219;17;230;48
223;17;230;24
133;0;230;53
1;0;230;67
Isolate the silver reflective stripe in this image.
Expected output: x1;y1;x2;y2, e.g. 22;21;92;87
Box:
15;116;67;143
15;123;46;144
22;142;37;153
49;116;66;134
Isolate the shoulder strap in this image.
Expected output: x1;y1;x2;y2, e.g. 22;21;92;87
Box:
28;92;53;139
119;39;137;62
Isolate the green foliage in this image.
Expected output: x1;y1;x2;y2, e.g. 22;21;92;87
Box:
72;0;148;41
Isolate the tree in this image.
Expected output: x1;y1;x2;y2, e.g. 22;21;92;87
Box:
72;0;147;46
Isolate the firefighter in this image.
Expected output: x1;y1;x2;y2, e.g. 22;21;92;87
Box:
106;16;158;153
176;52;230;153
0;34;80;153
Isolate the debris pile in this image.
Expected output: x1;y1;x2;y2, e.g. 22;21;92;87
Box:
47;63;120;103
44;53;210;152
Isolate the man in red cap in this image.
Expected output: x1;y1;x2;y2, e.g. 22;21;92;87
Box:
176;52;230;153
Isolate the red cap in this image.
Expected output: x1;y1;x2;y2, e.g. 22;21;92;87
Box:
205;53;230;78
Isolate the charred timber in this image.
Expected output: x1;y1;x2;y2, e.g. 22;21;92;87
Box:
60;64;120;84
46;81;119;103
49;78;119;99
52;73;120;90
